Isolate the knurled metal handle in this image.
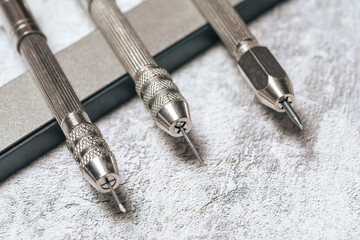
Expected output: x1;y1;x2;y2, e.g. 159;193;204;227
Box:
193;0;259;61
63;112;120;193
0;0;121;192
66;123;110;167
87;0;188;121
88;0;155;78
18;34;120;192
193;0;296;114
135;66;187;118
19;33;84;123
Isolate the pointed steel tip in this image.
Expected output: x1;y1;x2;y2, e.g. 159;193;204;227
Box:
179;127;204;165
194;152;205;165
292;118;303;130
107;181;126;213
281;99;303;130
117;202;127;213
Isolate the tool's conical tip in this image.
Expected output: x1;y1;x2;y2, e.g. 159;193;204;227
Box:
107;181;126;213
281;99;303;130
179;127;204;164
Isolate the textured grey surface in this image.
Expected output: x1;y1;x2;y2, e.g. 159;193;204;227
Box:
1;0;360;239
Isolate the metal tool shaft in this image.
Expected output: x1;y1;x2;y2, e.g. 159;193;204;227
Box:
82;0;155;80
20;34;83;123
193;0;302;129
81;0;191;136
0;0;124;199
81;0;203;162
194;0;258;61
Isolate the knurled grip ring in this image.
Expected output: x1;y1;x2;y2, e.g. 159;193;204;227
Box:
66;123;111;167
135;65;187;118
62;111;120;193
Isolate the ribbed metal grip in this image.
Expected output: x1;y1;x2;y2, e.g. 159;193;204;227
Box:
0;0;43;51
64;112;120;193
135;66;186;118
67;123;106;167
0;0;122;193
19;34;83;123
86;0;192;136
193;0;259;61
89;0;155;78
193;0;296;113
18;34;121;192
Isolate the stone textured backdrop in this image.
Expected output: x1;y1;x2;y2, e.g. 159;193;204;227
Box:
0;0;359;239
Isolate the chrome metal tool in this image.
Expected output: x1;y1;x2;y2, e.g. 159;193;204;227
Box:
193;0;303;129
0;0;126;212
80;0;204;163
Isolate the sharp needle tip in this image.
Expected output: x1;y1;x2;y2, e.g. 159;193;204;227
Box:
118;203;127;213
281;100;303;130
179;127;204;165
107;181;126;213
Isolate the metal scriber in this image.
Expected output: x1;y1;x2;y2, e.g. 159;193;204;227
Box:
80;0;203;163
193;0;303;129
0;0;125;212
106;180;126;213
179;127;204;164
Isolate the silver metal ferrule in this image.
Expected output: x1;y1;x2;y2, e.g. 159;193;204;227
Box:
193;0;295;112
0;0;121;193
238;46;294;112
82;0;192;137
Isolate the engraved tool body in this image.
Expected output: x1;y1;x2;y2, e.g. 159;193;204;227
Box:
0;0;125;211
80;0;203;163
193;0;302;129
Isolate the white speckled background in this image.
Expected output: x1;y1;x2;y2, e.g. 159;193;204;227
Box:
1;0;360;239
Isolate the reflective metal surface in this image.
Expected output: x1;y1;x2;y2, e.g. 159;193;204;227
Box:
238;46;294;112
193;0;302;127
156;101;192;137
81;0;203;161
0;0;123;196
0;0;44;50
82;0;193;137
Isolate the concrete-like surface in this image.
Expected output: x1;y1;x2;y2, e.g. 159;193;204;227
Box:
1;0;359;239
